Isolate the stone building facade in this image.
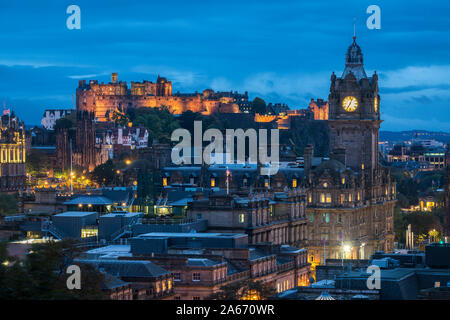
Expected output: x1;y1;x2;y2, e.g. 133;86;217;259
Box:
0;113;27;191
308;98;329;120
125;244;309;300
76;73;241;122
304;36;396;266
186;190;308;247
56;111;109;172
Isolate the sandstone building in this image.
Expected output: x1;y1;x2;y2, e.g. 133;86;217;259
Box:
76;74;241;122
303;36;396;266
0;113;27;191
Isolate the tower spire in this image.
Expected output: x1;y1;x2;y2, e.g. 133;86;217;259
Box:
353;17;356;41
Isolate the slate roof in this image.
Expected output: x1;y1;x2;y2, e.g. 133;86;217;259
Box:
102;272;130;290
78;259;170;278
187;258;223;267
64;196;114;205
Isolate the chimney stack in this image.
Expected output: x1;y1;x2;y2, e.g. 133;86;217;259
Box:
304;144;314;175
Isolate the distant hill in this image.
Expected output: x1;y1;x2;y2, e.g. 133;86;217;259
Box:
380;130;450;143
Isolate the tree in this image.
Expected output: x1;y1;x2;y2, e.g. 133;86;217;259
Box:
393;207;407;243
405;211;443;237
111;108;130;127
178;110;203;132
26;149;52;176
251;97;267;114
0;193;18;216
54;112;76;130
206;279;276;300
133;107;180;144
90;160;116;186
0;240;107;300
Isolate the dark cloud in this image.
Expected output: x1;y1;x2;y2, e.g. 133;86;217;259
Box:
0;0;448;130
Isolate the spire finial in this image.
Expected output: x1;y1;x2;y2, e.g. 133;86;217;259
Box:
353;17;356;41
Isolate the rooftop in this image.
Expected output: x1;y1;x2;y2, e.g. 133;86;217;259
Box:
54;211;97;217
78;259;170;278
136;232;247;239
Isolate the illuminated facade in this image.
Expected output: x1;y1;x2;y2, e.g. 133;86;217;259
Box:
76;73;240;122
0;113;27;191
304;36;396;265
308;98;329;120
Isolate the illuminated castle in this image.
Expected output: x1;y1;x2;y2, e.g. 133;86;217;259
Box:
0;112;27;191
76;73;241;122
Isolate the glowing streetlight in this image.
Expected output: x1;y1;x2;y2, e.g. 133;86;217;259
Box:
343;245;351;253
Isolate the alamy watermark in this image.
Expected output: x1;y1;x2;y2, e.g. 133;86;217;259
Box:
366;5;381;30
366;265;381;289
66;5;81;30
66;264;81;290
171;121;280;175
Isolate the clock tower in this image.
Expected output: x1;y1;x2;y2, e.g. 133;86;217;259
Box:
328;36;381;185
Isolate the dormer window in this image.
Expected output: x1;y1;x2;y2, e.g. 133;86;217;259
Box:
210;178;215;187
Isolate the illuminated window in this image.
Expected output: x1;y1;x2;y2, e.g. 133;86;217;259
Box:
308;194;312;203
239;214;245;223
156;282;160;293
292;179;297;188
210;178;215;187
162;280;166;291
361;163;365;170
341;178;345;184
264;179;269;187
320;193;325;203
162;177;168;186
357;192;360;201
348;193;352;202
326;194;332;203
81;226;98;238
340;194;345;203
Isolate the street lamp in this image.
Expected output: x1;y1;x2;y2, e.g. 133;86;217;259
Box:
343;244;351;253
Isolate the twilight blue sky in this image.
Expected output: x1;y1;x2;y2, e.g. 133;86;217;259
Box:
0;0;449;131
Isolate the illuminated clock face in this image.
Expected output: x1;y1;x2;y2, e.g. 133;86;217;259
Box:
374;97;378;112
342;96;358;112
